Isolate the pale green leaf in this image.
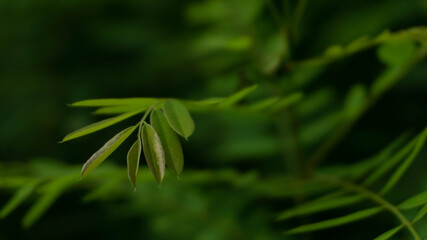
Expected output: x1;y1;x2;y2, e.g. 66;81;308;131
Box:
81;126;137;177
380;126;427;195
218;85;258;107
276;195;364;221
151;109;184;175
374;225;403;240
162;99;195;139
127;139;142;188
399;191;427;209
0;179;42;218
71;98;159;107
62;110;142;142
285;207;383;234
141;124;166;184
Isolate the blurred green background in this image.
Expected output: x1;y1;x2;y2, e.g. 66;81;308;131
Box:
1;0;427;239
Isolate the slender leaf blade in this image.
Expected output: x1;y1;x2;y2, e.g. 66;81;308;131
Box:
71;98;159;107
399;191;427;209
151;109;184;175
141;124;166;184
284;207;383;234
374;225;403;240
0;179;42;218
81;126;137;177
127;139;142;188
276;195;364;221
162;99;195;139
218;85;258;107
94;105;148;115
62;110;142;142
381;126;427;195
412;203;427;223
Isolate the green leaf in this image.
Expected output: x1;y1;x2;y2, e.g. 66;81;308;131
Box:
374;225;403;240
162;99;195;139
276;195;364;221
244;97;279;112
71;98;159;107
412;203;427;223
22;175;77;228
62;110;142;142
218;85;258;107
0;179;42;218
151;109;184;175
344;84;367;119
270;92;304;112
380;126;427;195
94;105;148;115
377;40;416;66
363;134;417;186
127;139;142;188
284;207;383;234
81;126;137;177
141;124;166;184
399;191;427;209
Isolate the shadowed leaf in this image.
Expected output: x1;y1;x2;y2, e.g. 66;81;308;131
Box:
127;139;142;188
0;179;42;218
374;226;402;240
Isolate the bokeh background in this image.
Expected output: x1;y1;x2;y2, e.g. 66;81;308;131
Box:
1;0;427;239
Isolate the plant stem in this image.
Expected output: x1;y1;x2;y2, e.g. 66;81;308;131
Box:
317;174;421;240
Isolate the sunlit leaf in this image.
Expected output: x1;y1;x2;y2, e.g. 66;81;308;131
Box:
276;195;364;221
218;85;258;107
22;174;77;228
62;110;142;142
374;225;402;240
0;179;42;218
284;207;383;234
151;109;184;175
81;126;137;177
71;98;159;107
399;191;427;209
141;124;166;184
162;99;195;139
380;126;427;195
127;139;142;188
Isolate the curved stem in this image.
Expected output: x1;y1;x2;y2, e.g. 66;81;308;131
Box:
317;174;421;240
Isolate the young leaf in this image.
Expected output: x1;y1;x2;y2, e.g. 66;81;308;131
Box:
284;207;383;234
380;126;427;195
127;139;142;188
412;203;427;223
71;98;159;107
150;109;184;175
81;126;137;177
141;124;166;184
374;225;403;240
162;99;195;139
0;179;42;218
62;110;142;142
276;195;364;221
217;85;258;107
399;191;427;209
